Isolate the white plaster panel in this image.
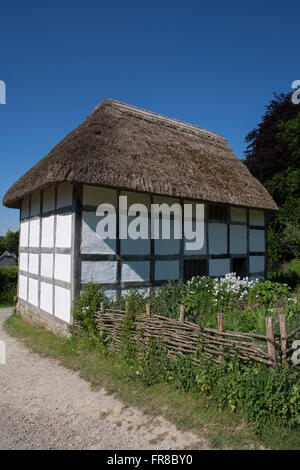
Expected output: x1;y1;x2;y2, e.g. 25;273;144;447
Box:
209;258;230;277
20;221;29;247
121;288;150;297
40;282;53;314
155;260;179;281
249;229;265;252
183;200;205;254
83;185;117;206
21;195;30;219
29;219;40;247
28;278;38;306
81;260;117;284
54;286;71;323
81;211;116;254
250;256;265;274
105;290;117;301
154;217;180;255
121;262;150;282
54;254;71;283
19;253;28;272
41;215;54;248
230;225;247;254
41;253;53;278
43;187;55;213
120;214;150;255
30;191;40;216
28;253;39;275
249;210;264;226
155;238;180;255
57;183;73;209
55;213;72;248
208;223;227;254
153;195;181;255
231;207;246;223
18;275;28;300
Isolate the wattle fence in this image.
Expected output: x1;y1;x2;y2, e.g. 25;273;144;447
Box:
94;303;300;369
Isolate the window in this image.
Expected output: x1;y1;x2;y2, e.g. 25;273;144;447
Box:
184;259;207;281
232;257;247;278
208;205;228;222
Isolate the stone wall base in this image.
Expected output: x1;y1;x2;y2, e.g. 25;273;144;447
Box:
17;300;72;338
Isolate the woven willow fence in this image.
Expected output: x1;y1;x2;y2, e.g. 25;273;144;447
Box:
94;303;300;369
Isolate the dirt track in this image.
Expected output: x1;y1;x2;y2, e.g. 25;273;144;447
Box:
0;308;209;450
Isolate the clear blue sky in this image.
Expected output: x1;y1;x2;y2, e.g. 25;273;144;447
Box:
1;0;299;235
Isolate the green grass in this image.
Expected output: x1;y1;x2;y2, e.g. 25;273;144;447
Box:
4;312;300;450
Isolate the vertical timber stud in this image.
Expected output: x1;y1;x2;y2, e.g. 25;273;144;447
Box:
71;183;83;323
246;208;250;278
116;189;121;298
264;211;267;280
180;305;185;324
266;316;276;369
179;198;184;280
146;303;151;318
279;314;287;365
150;194;155;294
217;313;224;363
38;190;43;309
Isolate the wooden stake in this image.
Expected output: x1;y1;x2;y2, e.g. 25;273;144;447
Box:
217;313;224;363
266;316;276;368
279;314;287;365
125;300;129;312
180;305;185;324
146;303;151;318
100;302;105;315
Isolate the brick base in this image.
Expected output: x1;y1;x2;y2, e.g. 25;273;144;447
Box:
17;300;72;338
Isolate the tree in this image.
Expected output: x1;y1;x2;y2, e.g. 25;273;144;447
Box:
0;230;19;256
244;92;299;182
244;92;300;262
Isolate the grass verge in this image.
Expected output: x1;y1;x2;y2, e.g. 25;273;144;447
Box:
4;312;300;450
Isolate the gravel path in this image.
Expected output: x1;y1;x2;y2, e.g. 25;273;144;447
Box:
0;308;209;450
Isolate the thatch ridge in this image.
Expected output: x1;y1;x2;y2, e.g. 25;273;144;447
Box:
3;99;277;210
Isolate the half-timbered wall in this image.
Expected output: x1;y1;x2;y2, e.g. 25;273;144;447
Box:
18;183;74;326
17;182;266;326
80;184;266;300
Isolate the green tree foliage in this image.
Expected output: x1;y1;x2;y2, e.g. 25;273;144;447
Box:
0;229;19;256
244;92;300;261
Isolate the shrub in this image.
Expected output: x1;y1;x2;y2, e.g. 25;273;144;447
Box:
0;266;18;305
72;282;111;335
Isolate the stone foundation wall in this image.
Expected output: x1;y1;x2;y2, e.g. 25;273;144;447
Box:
17;300;72;338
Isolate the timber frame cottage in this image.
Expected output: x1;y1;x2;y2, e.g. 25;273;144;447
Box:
3;99;277;335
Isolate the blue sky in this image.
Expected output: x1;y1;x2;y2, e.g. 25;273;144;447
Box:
0;0;299;235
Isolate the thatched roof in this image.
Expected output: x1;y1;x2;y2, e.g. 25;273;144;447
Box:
3;99;277;210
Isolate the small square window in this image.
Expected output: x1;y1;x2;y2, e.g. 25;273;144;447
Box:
232;257;247;278
184;259;207;281
208;205;228;222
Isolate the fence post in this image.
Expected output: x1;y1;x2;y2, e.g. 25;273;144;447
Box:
100;302;105;315
266;316;276;369
217;313;224;363
180;305;185;324
279;314;287;365
125;300;129;312
146;303;151;318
